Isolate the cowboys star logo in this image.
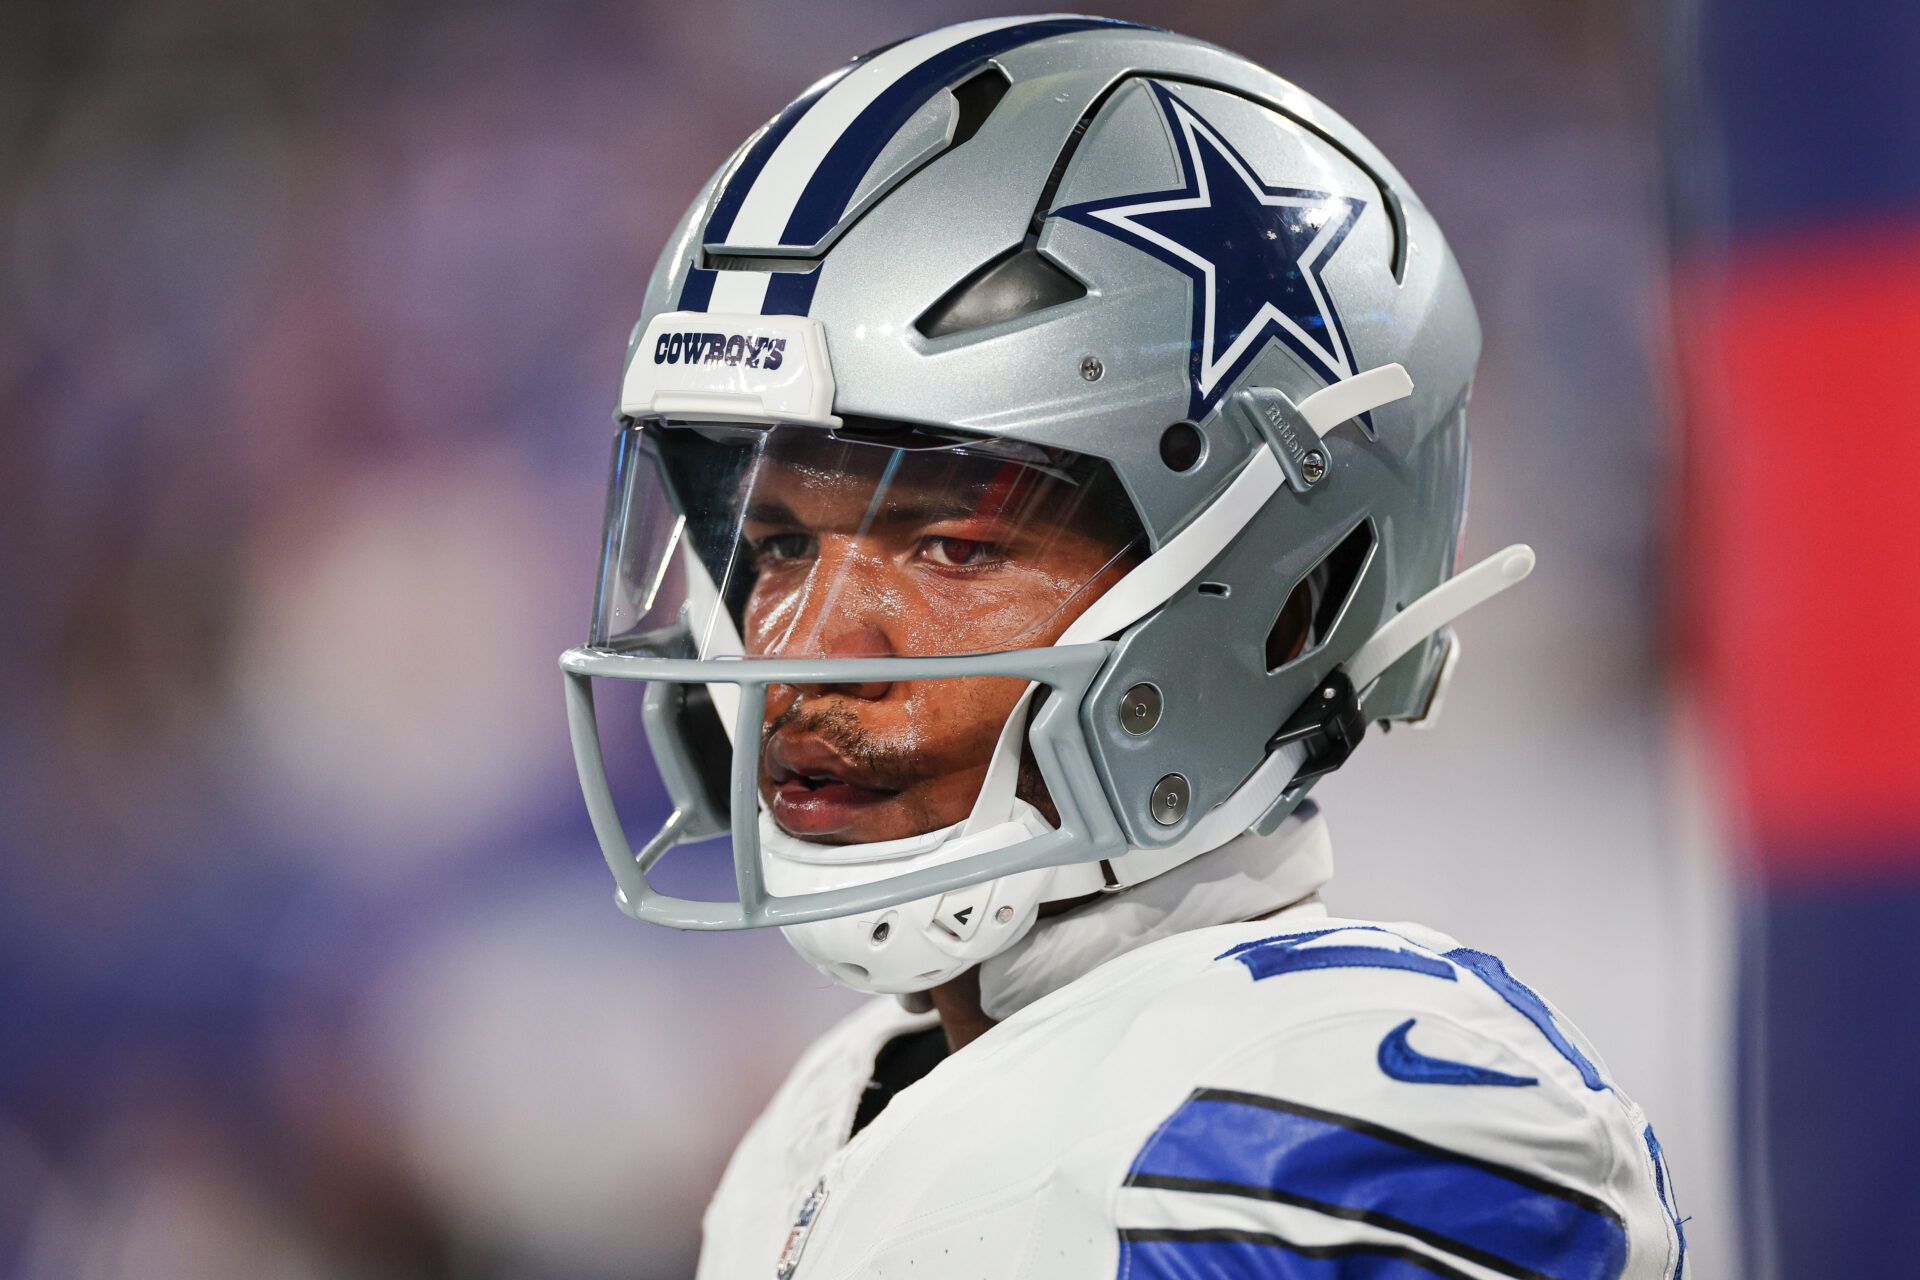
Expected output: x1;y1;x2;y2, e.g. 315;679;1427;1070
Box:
1053;82;1367;420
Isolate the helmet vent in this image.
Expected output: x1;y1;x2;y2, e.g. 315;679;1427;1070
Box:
1267;519;1376;671
915;245;1087;339
702;252;818;273
949;66;1011;149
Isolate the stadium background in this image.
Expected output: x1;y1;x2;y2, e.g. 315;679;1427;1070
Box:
3;1;1911;1275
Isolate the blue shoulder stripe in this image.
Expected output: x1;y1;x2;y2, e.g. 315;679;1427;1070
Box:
1214;930;1611;1095
1220;926;1459;984
1117;1228;1477;1280
1126;1089;1628;1280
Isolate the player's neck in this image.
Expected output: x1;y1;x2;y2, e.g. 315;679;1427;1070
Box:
928;967;996;1053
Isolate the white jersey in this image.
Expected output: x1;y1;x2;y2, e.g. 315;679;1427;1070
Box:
699;905;1686;1280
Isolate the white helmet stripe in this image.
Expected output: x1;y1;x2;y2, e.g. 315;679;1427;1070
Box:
718;17;1038;251
706;269;772;314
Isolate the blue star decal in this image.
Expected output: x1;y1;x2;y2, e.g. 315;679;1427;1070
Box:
1053;83;1366;420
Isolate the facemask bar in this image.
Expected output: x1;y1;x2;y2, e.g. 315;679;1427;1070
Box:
562;361;1535;933
561;639;1128;930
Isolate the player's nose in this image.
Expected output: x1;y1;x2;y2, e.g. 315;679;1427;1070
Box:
759;541;897;700
784;622;894;700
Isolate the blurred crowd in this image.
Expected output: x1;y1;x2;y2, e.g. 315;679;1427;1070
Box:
1;2;1713;1277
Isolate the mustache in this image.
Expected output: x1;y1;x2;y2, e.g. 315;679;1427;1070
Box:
760;701;927;792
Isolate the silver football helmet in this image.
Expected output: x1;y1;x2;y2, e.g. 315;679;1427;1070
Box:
562;15;1530;994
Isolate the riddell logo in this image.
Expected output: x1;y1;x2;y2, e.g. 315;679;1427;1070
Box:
654;331;787;370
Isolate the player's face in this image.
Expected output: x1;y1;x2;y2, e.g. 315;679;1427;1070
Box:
742;439;1137;844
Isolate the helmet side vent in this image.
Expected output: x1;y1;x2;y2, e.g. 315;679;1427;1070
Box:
914;245;1087;339
949;66;1012;149
700;63;1015;260
1266;519;1376;671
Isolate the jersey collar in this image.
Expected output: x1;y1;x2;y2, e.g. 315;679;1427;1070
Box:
967;802;1335;1021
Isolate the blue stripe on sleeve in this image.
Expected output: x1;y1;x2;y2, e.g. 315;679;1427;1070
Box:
1126;1090;1627;1280
1642;1124;1686;1278
1445;948;1609;1092
1117;1229;1478;1280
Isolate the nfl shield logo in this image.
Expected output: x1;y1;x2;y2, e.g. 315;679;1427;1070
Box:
775;1179;828;1279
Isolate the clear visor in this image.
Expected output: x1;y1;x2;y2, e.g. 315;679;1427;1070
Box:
591;421;1145;661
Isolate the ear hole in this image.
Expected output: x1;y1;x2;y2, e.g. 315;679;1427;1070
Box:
1266;582;1314;670
1159;422;1205;472
1311;521;1375;642
1266;520;1376;672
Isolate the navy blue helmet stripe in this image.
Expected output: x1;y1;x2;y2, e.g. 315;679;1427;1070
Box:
676;19;1149;316
775;16;1142;250
1118;1229;1479;1280
677;265;718;312
701;64;852;248
1126;1089;1628;1280
676;67;846;310
673;57;860;310
761;268;820;316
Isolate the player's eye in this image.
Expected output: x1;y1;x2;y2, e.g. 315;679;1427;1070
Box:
753;532;816;565
921;536;998;567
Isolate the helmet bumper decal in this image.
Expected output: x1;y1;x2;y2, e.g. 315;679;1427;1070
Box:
622;311;839;427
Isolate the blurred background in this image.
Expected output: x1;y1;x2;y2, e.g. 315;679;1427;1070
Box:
3;1;1914;1276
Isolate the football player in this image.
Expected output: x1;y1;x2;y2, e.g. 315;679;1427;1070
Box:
561;16;1687;1279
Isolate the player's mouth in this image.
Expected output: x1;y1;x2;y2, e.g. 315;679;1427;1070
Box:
763;736;901;839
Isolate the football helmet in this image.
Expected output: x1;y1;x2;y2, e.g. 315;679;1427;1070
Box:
562;15;1529;994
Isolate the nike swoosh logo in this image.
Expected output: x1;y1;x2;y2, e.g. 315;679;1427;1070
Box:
1377;1017;1538;1088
